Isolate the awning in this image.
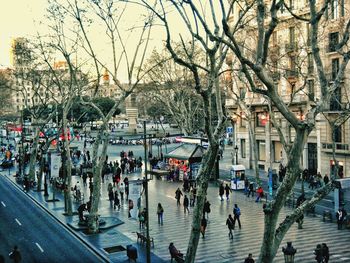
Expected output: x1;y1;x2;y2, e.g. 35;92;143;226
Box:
164;143;205;161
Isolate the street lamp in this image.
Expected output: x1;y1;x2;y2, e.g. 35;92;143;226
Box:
234;145;239;165
282;242;297;263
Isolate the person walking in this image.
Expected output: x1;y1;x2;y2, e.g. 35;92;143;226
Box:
244;178;249;195
224;183;232;200
314;244;323;263
336;207;347;230
247;181;255;197
322;243;329;263
255;186;264;202
114;190;120;210
200;216;207;238
296;193;306;229
108;187;114;206
219;183;224;201
183;195;190;213
119;182;125;201
244;253;255;263
175;188;183;206
226;214;235;239
233;204;241;229
189;188;195;207
9;246;21;263
203;200;211;221
157;203;164;224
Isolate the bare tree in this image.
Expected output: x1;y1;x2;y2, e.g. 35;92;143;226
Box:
141;48;204;135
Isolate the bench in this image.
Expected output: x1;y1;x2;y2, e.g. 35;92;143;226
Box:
323;210;332;222
171;254;185;263
136;232;154;247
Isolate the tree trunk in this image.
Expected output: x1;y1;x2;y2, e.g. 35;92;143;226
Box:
88;127;109;233
62;113;73;215
28;127;40;182
185;142;219;263
258;129;309;262
248;119;260;184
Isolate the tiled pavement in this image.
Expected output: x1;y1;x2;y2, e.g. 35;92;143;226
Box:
2;145;350;262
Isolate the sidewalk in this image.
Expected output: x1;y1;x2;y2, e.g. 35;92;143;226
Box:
2;169;165;263
218;145;343;215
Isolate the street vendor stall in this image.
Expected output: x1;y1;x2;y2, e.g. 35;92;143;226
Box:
164;143;204;181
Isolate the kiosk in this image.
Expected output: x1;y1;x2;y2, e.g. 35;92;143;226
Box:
230;164;246;190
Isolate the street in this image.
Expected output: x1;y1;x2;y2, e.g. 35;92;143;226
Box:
0;175;103;263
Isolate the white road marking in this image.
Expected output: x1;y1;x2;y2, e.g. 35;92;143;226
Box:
35;243;44;253
340;258;350;261
1;201;5;207
15;218;22;226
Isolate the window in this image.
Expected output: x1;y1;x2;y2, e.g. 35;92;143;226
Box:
332;58;339;80
273;141;282;162
257;140;266;161
256;112;268;127
331;0;339;19
333;125;342;143
289;27;295;46
329;32;339;52
308;53;314;74
240;112;246;128
240;139;246;158
308;79;315;100
289;0;294;9
340;0;345;16
330;86;341;110
239;87;246;99
307;24;311;46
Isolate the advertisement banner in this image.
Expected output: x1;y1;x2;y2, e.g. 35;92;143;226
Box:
50;152;61;178
128;180;143;219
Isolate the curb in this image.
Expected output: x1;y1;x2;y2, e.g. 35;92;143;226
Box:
4;173;111;263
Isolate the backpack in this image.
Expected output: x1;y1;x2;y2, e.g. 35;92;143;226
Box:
234;207;241;216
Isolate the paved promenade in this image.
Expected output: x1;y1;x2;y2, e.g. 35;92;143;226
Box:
1;140;350;262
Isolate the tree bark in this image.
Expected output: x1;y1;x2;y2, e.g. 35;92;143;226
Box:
259;128;309;262
28;127;40;182
62;113;73;215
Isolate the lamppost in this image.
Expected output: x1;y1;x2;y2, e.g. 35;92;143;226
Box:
234;145;239;165
282;242;297;263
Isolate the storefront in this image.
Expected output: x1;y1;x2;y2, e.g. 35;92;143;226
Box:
164;143;204;181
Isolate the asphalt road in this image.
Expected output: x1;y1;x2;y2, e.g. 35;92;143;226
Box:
0;176;103;263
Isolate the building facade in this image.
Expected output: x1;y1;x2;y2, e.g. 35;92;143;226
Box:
226;0;350;178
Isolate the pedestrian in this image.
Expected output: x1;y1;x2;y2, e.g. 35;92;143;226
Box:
336;207;347;230
183;195;190;213
200;216;207;238
124;177;129;200
219;183;224;201
226;214;235;239
296;193;306;229
314;244;323;263
108;188;114;206
203;200;211;221
175;187;183;206
9;246;21;263
321;243;329;263
225;183;232;200
323;174;329;185
247;181;254;197
138;209;145;229
157;203;164;224
233;204;241;229
192;186;197;206
119;182;125;201
168;243;183;260
114;190;120;210
255;186;264;202
244;253;255;263
244;178;249;195
82;172;87;186
189;188;195;207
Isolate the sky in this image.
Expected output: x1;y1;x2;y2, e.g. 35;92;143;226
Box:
0;0;47;67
